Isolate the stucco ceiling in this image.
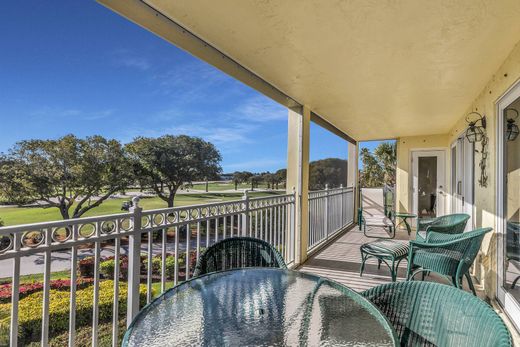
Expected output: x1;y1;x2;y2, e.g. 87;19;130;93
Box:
138;0;520;140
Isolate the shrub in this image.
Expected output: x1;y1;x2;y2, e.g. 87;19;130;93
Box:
142;254;184;280
78;256;95;277
99;259;116;279
0;280;149;345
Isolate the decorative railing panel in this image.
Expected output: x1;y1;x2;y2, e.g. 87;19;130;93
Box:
0;192;295;346
308;186;354;252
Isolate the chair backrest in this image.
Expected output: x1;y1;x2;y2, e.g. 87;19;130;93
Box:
362;281;511;347
428;213;470;234
192;237;287;277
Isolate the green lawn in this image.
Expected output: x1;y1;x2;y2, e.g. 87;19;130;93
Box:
0;191;284;226
189;182;269;191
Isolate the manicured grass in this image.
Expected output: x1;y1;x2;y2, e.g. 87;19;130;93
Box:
190;182;269;191
0;191;283;226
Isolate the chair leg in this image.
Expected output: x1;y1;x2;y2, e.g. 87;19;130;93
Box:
451;276;458;287
465;272;477;296
377;259;382;269
421;271;426;281
512;276;520;289
360;252;366;277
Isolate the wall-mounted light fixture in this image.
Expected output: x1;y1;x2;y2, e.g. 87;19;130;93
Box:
465;112;487;143
505;108;519;141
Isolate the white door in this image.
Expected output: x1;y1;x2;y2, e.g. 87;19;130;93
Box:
412;150;446;219
450;137;475;230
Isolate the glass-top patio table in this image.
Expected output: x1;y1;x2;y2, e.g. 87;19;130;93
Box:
123;268;398;346
394;212;417;235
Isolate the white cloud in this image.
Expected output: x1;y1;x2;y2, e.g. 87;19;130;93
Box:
122;122;254;147
30;107;115;120
225;158;287;171
112;49;150;71
235;96;288;122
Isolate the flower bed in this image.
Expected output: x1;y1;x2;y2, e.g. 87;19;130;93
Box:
0;278;94;303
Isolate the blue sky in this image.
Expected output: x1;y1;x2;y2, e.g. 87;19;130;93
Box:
0;1;361;173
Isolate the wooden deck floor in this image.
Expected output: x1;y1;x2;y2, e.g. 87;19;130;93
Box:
298;225;482;296
299;225;412;292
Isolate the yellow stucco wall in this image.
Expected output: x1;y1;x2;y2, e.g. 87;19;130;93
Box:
395;134;450;214
445;40;520;298
396;39;520;299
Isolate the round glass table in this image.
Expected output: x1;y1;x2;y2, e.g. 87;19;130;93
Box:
123;268;398;346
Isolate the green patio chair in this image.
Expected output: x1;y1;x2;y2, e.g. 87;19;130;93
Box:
406;227;492;295
416;213;470;242
362;281;512;347
192;237;286;277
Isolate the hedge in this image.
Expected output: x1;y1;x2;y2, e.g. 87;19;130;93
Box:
0;280;150;345
0;279;94;303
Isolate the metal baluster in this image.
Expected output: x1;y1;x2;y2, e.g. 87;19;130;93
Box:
282;203;286;261
112;234;120;347
161;227;166;293
214;218;218;243
223;216;227;240
68;225;78;347
127;197;142;327
174;226;179;286
206;220;210;248
146;229;153;304
10;233;21;347
196;220;201;264
41;228;51;346
92;222;101;347
260;209;264;240
186;223;190;280
254;210;258;238
231;213;234;237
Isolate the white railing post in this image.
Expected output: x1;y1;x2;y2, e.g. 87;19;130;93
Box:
127;196;142;327
241;190;249;236
10;233;21;347
340;184;344;226
324;185;329;238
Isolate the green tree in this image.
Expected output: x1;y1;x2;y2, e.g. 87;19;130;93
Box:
0;135;131;219
127;135;222;207
232;171;252;190
275;169;286;189
359;142;396;188
374;141;397;186
309;158;348;190
249;173;260;191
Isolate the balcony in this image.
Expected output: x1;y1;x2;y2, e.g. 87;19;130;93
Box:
0;186;355;345
3;0;520;345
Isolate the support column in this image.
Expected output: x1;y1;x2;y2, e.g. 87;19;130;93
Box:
286;106;310;265
347;143;360;223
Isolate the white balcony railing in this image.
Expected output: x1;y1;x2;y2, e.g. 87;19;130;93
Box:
0;192;296;346
308;186;355;252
